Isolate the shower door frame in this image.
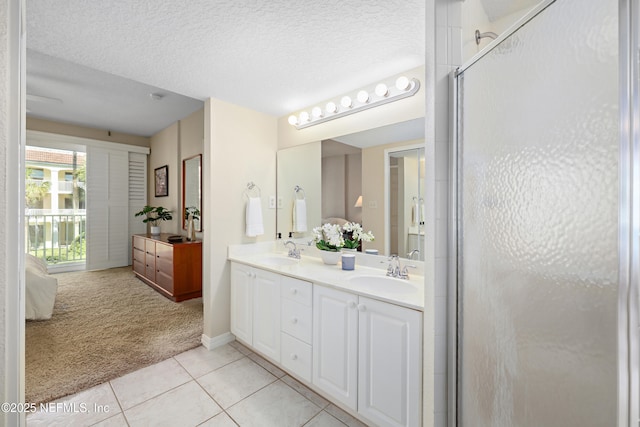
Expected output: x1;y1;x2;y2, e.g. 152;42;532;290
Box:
449;0;638;425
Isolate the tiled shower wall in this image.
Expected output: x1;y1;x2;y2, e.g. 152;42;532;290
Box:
433;1;462;426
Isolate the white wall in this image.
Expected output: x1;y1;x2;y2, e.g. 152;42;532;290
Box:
203;98;277;341
1;1;24;425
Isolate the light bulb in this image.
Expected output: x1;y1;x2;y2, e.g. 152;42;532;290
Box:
326;102;338;114
299;111;309;123
341;96;352;108
375;83;388;97
312;106;323;118
288;115;298;126
357;90;369;103
395;76;410;91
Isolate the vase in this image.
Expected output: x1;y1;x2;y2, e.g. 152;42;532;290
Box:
320;250;341;265
341;248;357;253
187;215;195;241
150;225;161;235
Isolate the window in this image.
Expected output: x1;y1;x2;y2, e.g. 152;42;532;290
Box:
30;169;44;180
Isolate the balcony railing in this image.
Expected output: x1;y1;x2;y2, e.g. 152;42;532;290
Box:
25;212;86;265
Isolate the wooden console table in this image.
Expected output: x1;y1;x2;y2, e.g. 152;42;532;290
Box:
132;233;202;302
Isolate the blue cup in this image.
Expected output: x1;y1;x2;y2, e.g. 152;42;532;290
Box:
342;253;356;270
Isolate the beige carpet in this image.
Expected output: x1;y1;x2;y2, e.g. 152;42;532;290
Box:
26;266;203;405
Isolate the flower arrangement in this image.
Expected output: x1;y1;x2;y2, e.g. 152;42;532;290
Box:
184;206;200;221
312;222;374;251
342;222;375;249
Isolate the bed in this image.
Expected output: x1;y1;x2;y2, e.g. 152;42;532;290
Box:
25;254;58;320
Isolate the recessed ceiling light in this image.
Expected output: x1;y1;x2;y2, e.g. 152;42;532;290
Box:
150;93;165;101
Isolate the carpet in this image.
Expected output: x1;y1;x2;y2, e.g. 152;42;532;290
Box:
25;266;203;405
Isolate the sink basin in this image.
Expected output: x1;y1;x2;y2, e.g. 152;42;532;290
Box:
348;275;420;294
259;256;299;267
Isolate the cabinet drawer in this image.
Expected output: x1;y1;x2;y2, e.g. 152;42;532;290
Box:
133;259;145;276
133;236;146;252
155;269;174;293
281;332;312;382
281;299;312;344
155;242;173;262
132;247;145;264
145;240;156;256
280;276;312;306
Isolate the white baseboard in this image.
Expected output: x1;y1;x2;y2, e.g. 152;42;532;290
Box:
201;332;235;350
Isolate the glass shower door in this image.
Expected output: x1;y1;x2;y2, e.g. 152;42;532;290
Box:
455;0;619;425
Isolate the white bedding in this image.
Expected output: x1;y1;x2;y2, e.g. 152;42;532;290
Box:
25;254;58;320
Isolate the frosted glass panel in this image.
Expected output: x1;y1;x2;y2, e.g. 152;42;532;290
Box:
457;0;618;425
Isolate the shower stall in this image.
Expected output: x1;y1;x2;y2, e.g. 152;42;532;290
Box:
452;0;639;425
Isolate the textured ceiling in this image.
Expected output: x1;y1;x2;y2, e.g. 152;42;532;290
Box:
26;0;425;136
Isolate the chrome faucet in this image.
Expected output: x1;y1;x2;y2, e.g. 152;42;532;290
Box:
408;249;420;260
284;240;301;259
387;255;401;278
387;254;415;279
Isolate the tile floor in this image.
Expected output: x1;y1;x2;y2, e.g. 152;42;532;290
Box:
26;341;369;427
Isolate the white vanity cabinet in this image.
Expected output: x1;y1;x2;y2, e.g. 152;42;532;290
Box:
313;285;423;427
280;276;313;381
230;262;281;362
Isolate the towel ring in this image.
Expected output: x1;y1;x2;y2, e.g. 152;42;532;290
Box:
244;181;261;199
294;185;306;200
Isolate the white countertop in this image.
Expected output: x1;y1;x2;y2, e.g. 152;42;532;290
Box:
228;242;424;311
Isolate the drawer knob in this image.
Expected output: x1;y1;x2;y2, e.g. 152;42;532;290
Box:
291;354;298;361
291;288;298;295
357;303;366;312
348;301;357;309
291;317;298;324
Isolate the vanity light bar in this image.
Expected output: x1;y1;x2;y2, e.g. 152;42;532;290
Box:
288;76;421;130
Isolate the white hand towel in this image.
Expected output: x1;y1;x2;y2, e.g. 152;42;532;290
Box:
246;197;264;237
293;199;307;232
412;200;419;225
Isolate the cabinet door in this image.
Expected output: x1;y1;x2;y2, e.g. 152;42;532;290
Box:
312;285;358;410
252;269;281;362
230;263;253;345
144;240;155;280
357;297;423;427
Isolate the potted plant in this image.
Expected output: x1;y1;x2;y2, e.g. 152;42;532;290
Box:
135;205;173;235
342;222;375;250
312;223;344;265
312;222;374;264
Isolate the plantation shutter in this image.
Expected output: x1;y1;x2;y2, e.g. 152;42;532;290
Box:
85;147;130;270
128;152;148;264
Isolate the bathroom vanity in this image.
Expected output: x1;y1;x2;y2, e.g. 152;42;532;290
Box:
229;244;423;427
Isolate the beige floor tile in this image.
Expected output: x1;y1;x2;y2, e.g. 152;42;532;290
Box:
175;344;245;378
281;375;330;409
248;352;287;378
110;357;192;409
27;383;120;427
90;412;129;426
324;404;369;427
226;380;321;427
124;381;221;427
197;357;277;409
198;411;239;427
303;411;349;427
228;340;253;355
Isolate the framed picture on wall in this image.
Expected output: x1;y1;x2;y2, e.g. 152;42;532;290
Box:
155;165;168;197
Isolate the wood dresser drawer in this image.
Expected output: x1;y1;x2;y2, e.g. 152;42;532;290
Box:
131;234;202;302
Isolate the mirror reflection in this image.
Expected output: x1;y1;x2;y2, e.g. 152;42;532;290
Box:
183;154;202;232
276;118;425;258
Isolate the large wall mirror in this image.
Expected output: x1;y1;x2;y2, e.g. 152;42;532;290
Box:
183;154;202;231
276;117;425;258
